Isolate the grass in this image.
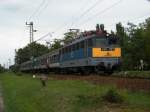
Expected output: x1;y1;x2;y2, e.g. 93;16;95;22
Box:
0;72;150;112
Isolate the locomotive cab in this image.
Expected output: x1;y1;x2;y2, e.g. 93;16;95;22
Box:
91;34;121;73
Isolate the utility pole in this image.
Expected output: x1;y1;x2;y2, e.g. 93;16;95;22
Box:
26;22;37;44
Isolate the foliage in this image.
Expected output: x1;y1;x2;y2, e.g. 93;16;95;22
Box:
0;64;5;73
15;42;49;64
49;39;63;51
102;88;124;103
14;31;76;65
63;31;77;44
116;18;150;70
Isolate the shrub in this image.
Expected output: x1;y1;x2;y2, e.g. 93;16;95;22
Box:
102;88;124;103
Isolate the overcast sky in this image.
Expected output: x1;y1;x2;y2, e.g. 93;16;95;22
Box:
0;0;150;67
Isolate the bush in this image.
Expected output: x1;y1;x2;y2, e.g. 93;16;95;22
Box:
102;88;124;103
0;64;5;73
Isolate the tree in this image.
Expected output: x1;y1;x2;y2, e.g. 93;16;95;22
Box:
0;64;5;73
49;39;63;51
15;42;50;65
116;18;150;70
63;31;77;44
116;22;126;47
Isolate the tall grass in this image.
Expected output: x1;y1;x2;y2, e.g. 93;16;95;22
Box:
0;72;150;112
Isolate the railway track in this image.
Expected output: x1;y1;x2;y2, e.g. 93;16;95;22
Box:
45;74;150;92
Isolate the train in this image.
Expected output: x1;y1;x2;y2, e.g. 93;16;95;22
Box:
20;24;121;74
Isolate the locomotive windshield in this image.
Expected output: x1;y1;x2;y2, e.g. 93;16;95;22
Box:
95;38;108;47
92;36;119;47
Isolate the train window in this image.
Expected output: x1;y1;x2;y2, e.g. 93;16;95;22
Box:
67;47;69;53
64;48;66;53
77;43;80;50
68;46;71;53
88;38;93;47
80;41;84;48
72;44;75;51
95;38;108;47
69;45;71;52
66;47;69;53
62;49;64;54
75;43;77;50
64;47;67;53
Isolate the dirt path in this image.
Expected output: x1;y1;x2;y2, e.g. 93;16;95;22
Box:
0;82;4;112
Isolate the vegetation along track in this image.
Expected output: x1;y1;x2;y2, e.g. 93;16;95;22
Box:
47;74;150;92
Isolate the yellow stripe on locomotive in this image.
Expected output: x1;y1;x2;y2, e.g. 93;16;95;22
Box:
92;48;121;58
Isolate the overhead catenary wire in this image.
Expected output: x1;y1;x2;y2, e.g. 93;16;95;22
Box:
52;0;87;33
77;0;123;27
34;32;53;42
71;0;105;27
28;0;46;21
32;0;150;44
52;0;104;37
33;0;51;21
36;0;123;42
54;0;123;34
105;11;150;28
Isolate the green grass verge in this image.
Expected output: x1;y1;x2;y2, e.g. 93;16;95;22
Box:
0;72;150;112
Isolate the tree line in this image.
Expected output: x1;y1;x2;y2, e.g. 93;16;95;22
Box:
14;17;150;70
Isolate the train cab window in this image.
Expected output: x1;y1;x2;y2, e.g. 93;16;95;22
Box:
95;38;108;47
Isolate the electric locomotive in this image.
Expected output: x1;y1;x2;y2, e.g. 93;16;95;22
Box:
20;24;121;74
59;24;121;74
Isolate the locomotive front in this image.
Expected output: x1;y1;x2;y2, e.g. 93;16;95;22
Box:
91;34;121;73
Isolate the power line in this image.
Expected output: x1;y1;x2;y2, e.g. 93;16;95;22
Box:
52;0;93;34
72;0;105;27
34;0;51;21
31;0;123;43
28;0;46;21
34;32;53;42
78;0;123;27
45;0;122;41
